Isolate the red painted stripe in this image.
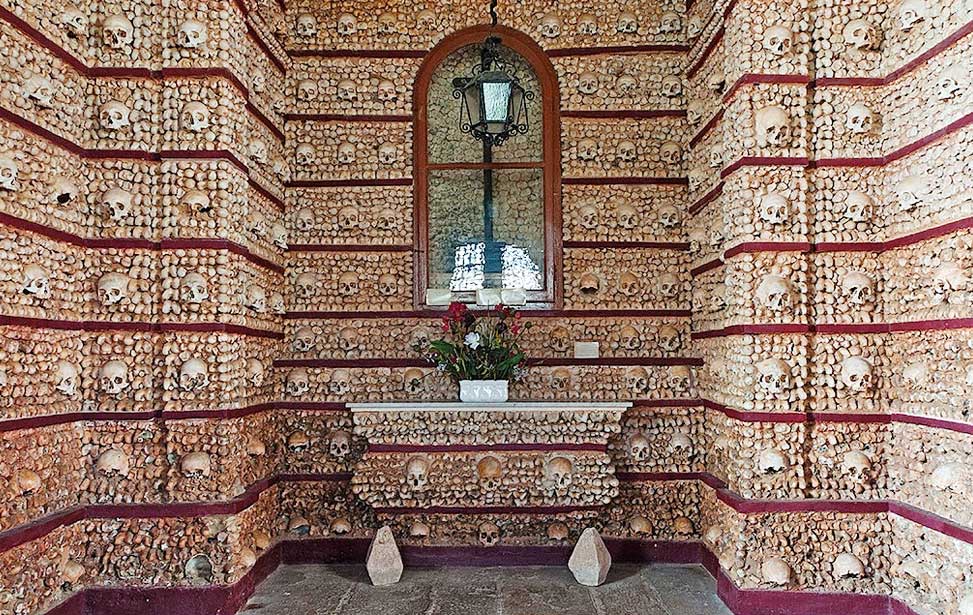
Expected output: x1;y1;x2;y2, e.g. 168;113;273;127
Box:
691;324;811;339
0;315;280;338
275;357;704;369
286;178;413;188
372;504;606;515
287;244;413;252
690;258;723;278
701;399;808;423
289;49;428;59
687;25;725;79
562;176;689;186
721;157;810;177
722;74;811;104
285;309;694;319
813;323;892;334
562;110;686;120
689;109;724;149
723;241;811;258
688;182;724;216
695;318;973;337
632;398;702;408
367;443;607;454
890;501;973;545
273;402;349;412
891;413;973;435
616;471;707;482
563;240;690;250
547;44;689;57
283;113;413;122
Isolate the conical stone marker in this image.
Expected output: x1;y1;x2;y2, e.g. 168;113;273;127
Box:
568;527;612;586
366;525;403;586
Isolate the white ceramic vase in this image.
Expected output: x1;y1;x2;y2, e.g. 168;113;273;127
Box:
458;380;509;403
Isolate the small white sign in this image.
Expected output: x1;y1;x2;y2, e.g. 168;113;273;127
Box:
574;342;599;359
476;288;503;306
500;288;527;305
425;288;452;305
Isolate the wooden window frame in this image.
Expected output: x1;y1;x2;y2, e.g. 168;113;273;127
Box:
413;25;563;310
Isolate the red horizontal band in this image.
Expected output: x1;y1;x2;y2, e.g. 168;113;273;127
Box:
367;443;606;454
689;109;724;149
562;110;686;120
287;244;413;252
286;178;413;188
372;504;606;515
563;240;690;250
690;258;723;278
0;315;281;338
284;309;693;319
688;182;724;216
694;317;973;338
562;176;688;186
284;113;413;122
274;357;704;369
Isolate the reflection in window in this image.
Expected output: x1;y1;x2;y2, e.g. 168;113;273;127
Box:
448;242;542;292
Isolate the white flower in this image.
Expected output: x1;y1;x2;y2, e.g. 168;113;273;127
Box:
464;332;481;349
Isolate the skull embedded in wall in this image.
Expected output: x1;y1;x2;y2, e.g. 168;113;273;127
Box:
297;79;318;102
95;448;130;478
763;25;794;56
660;75;682;98
548;523;569;541
761;558;791;586
616;140;637;163
180;102;210;132
710;283;727;312
617;271;640;297
708;149;724;169
756;358;791;396
288;516;310;535
897;0;927;31
378;274;398;296
336;79;357;102
336;206;360;231
931;462;967;493
376;80;397;103
270;292;285;314
619;325;642;351
271;223;288;250
246;359;265;387
668;365;693;394
659;141;682;166
247;436;266;458
295;143;316;167
0;155;19;191
657;205;681;231
686;101;704;126
616;203;639;229
22;264;52;299
841;271;875;305
177;19;208;48
337;272;360;297
285;368;309;397
378;143;397;165
754;106;791;148
550;368;572;391
294;272;317;300
834;553;866;579
577;205;599;230
243;285;267;313
670;432;693;455
577;14;598;35
337;142;356;165
405;455;430;490
54;360;80;397
755;274;794;313
377;11;398;34
758;192;790;225
932;263;969;304
375;208;397;230
576;138;598;162
845;104;876;135
615;74;638;96
337;13;357;36
657;273;681;299
625;367;649;393
61;5;87;39
179;358;209;392
612;11;637;34
476;456;502;493
840;356;873;392
628;433;650;461
841;450;873;482
295;13;317;38
287;431;310;452
546;456;574;490
658;11;681;34
23;76;55;108
658;325;681;352
757;448;788;474
478;522;500;546
251;72;266;93
539;13;562;38
15;470;42;496
330;369;353;396
402;368;425;394
181;452;211;478
843;19;881;51
102;14;134;49
843;191;874;223
247;210;267;238
687;15;703;39
180;272;209;304
97;272;131;306
182;190;212;216
935;66;965;101
99;100;131;130
893;175;928;212
579;272;601;296
577;72;599;96
249;139;268;165
548;326;571;353
328;431;351;460
294;207;315;232
901;360;928;390
99;360;129;396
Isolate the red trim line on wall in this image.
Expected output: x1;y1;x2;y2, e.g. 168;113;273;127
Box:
562;176;688;186
286;244;413;253
692;317;973;338
372;504;606;515
283;113;413;122
563;240;691;250
561;110;686;120
274;357;705;369
284;309;694;319
688;109;724;149
286;178;413;188
288;49;428;59
0;315;281;339
367;443;607;454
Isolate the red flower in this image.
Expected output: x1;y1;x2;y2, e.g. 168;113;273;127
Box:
441;317;450;332
447;301;467;320
511;323;521;335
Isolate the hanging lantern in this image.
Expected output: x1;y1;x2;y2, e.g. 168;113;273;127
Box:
452;36;532;147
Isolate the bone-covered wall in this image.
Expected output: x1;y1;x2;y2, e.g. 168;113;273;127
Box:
0;0;971;614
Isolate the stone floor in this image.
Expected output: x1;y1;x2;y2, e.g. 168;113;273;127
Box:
242;564;735;615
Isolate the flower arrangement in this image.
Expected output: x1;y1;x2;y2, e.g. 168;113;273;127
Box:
415;302;532;383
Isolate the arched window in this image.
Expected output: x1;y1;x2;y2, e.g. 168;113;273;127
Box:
413;26;562;309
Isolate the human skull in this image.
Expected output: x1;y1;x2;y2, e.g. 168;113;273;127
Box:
22;264;51;299
658;325;681;352
249;139;268;164
546;456;573;489
180;101;210;133
0;155;19;191
182;190;212;215
329;431;351;460
617;271;640;297
629;515;652;535
759;192;790;225
294;272;317;299
756;358;791;395
337;272;359;296
840;356;873;392
180;272;209;304
894;175;928;212
297;79;318;101
181;452;211;478
337;142;356;165
97;272;130;306
660;75;682;98
337;13;357;36
243;285;266;313
548;326;571;353
668;365;693;394
336;206;360;230
288;431;311;452
932;263;969;304
378;273;398;296
658;273;681;298
578;205;599;230
476;456;503;492
577;72;599;95
295;13;317;38
763;25;794;56
178;358;209;392
401;368;425;394
294;208;315;232
99;100;131;130
931;462;966;493
659;141;682;165
177;19;207;48
376;208;397;230
270;292;285;314
755;106;790;148
23;76;54;108
762;558;791;586
548;522;569;541
95;449;129;477
658;11;680;34
577;14;599;35
670;432;693;455
843;19;881;51
102;14;134;49
99;360;129;396
405;455;430;490
579;272;601;295
247;210;267;238
330;369;353;396
616;140;637;163
615;203;639;229
336;79;357;102
757;448;788;473
271;223;287;250
615;74;638;95
841;450;873;481
686;101;704;126
295;143;316;167
898;0;927;31
844;191;874;222
410;521;431;539
288;516;310;535
616;11;639;34
376;79;397;103
687;15;703;38
842;271;874;305
619;325;642;351
935;66;965;101
15;470;42;496
625;367;649;393
251;72;265;93
478;522;500;546
54;361;79;397
285;368;309;397
832;553;866;579
246;359;264;387
61;6;87;38
550;368;572;391
330;518;352;535
539;13;561;38
756;274;794;312
845;104;876;134
710;283;727;312
377;11;398;34
628;433;650;461
378;143;397;165
577;138;598;161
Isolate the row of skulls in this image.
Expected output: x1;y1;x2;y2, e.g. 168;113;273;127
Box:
752;355;875;396
290;205;398;233
575;202;682;230
399;454;577;492
59;8;208;50
751;271;875;312
295;142;400;167
298;79;399;104
292;271;400;298
576;271;683;299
